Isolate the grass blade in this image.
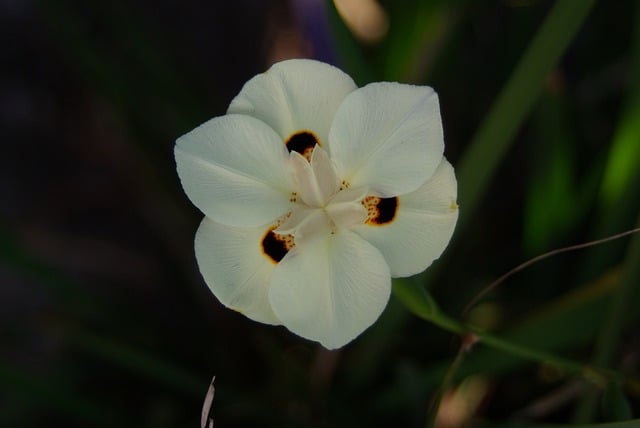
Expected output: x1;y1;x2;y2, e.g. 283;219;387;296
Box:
456;0;596;229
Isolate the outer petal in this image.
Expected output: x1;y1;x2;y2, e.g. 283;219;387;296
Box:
353;158;458;277
175;114;294;227
227;59;357;145
328;82;444;197
269;229;391;349
195;217;280;325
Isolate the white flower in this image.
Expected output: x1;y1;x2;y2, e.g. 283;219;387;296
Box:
175;59;458;349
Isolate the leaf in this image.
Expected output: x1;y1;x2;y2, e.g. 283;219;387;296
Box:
456;0;597;231
392;279;440;322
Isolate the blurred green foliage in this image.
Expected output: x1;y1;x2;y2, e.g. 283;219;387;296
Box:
1;0;639;427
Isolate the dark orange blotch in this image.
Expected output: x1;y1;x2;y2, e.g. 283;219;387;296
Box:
375;197;398;224
285;131;319;161
362;196;399;226
261;229;294;264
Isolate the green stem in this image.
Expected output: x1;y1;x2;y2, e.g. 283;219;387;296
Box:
457;0;596;230
393;280;615;386
432;305;593;378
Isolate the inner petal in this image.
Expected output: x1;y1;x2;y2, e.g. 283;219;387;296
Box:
326;186;369;230
276;208;332;247
310;146;340;204
326;201;368;230
289;147;340;208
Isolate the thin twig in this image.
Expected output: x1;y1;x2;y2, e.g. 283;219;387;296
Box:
462;227;640;317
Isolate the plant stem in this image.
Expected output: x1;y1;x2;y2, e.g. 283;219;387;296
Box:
393;280;616;386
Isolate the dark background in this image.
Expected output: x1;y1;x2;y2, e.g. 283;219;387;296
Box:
2;0;639;427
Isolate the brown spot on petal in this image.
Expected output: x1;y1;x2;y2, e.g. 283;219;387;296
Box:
362;195;398;225
286;131;319;161
261;227;295;264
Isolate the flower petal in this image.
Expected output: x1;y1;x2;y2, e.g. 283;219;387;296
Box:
269;229;391;349
276;207;331;248
227;59;357;146
353;158;458;277
195;217;280;324
328;82;444;197
288;147;340;207
175;114;294;227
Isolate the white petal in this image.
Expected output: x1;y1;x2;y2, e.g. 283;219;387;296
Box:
310;146;340;204
353;158;458;277
269;229;391;349
325;200;368;230
289;152;324;207
328;82;444;197
275;204;316;235
330;186;368;204
195;217;280;324
288;148;340;207
228;59;357;145
175;114;294;227
276;207;331;248
325;187;369;229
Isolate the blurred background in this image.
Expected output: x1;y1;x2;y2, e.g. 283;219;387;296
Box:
1;0;639;427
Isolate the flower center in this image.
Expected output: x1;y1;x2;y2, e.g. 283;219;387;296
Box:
274;146;367;246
